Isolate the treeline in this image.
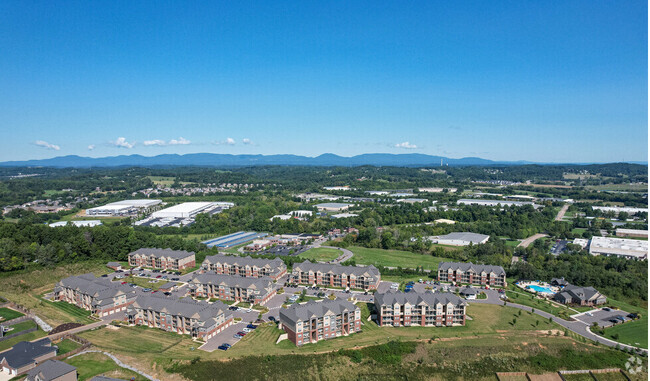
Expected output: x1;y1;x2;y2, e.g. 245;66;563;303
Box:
0;221;211;272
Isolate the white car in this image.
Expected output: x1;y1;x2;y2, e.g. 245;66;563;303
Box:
243;328;253;333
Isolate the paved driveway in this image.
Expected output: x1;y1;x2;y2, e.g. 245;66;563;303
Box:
573;308;630;328
199;321;249;352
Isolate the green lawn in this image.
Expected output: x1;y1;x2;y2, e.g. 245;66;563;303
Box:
601;298;648;349
147;176;176;187
505;289;573;319
65;352;148;381
0;329;47;351
504;239;521;247
348;246;446;270
56;338;82;355
0;307;24;322
119;275;179;291
299;247;341;262
39;297;95;324
5;319;37;335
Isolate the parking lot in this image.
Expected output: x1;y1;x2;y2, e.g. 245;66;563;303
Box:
573;308;632;328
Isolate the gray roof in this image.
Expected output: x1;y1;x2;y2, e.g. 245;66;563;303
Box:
375;291;467;307
130;294;230;324
438;262;505;276
279;299;358;324
56;273;137;305
0;338;56;369
203;254;286;273
437;232;489;243
158;282;177;290
25;360;76;381
556;285;603;302
129;248;195;259
190;273;272;291
551;277;569;286
292;261;380;278
459;286;478;295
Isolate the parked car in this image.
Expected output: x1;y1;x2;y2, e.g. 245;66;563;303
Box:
223;343;232;348
615;316;626;322
602;307;611;311
156;275;162;278
237;331;247;336
142;288;152;292
233;334;243;339
163;292;172;296
229;306;238;311
218;345;229;351
171;277;179;281
627;313;638;319
121;281;128;285
609;319;619;324
246;324;257;329
269;316;277;322
243;328;253;333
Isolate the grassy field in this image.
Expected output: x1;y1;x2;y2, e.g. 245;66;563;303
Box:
5;319;37;335
503;239;521;247
56;338;82;355
586;183;649;192
298;247;341;262
148;176;176;187
0;307;24;321
119;275;180;291
65;352;149;381
601;298;648;349
505;289;574;319
39;296;95;324
0;261;110;326
348;246;447;270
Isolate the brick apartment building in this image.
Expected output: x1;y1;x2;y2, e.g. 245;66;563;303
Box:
128;248;196;271
125;295;233;340
291;261;380;290
201;254;287;280
279;299;361;346
437;262;506;287
374;291;467;327
54;273;137;317
188;273;276;305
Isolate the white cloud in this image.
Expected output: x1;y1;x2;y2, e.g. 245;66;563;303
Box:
169;137;190;145
242;138;252;145
226;137;236;145
34;140;60;150
143;139;166;146
87;145;95;151
144;137;191;146
395;141;418;149
112;137;135;149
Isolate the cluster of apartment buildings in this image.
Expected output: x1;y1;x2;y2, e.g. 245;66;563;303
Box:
201;254;287;280
54;273;138;317
188;273;276;305
128;248;196;271
291;261;381;290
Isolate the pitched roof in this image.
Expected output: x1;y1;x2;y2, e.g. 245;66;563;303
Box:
0;338;56;369
129;248;195;259
130;295;230;325
25;360;76;381
190;273;272;290
55;274;137;304
202;254;285;272
292;261;380;277
459;286;478;295
560;285;604;302
374;291;467;306
280;299;358;324
438;262;505;276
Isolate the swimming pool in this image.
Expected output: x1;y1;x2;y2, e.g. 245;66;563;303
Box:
526;285;555;294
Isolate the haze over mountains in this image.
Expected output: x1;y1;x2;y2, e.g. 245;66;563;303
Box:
0;153;645;168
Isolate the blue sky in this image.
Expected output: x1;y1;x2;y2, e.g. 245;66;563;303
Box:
0;1;647;163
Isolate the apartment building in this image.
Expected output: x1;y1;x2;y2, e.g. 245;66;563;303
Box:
291;261;381;290
279;299;361;346
188;273;276;305
201;254;287;280
128;248;196;271
437;262;506;287
374;291;467;327
125;295;233;340
54;273;137;317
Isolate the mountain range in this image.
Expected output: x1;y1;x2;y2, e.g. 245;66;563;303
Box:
0;153;644;168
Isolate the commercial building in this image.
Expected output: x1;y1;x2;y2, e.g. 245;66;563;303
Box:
572;238;589;249
49;220;102;228
374;291;467;327
457;199;538;208
188;273;276;305
615;228;648;238
125;295;233;340
397;198;428;204
25;360;77;381
331;213;358;219
151;202;232;219
418;187;457;193
0;339;58;377
429;232;490;246
553;285;606;306
588;236;648;260
315;203;353;212
202;231;268;248
323;186;351;191
201;254;287;280
438;262;506;287
54;273;137;317
434;219;456;225
128;248;196;270
86;199;162;216
291;261;381;290
591;206;648;215
270;210;313;221
279;299;361;346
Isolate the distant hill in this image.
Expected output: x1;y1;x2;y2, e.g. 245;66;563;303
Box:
0;153;643;168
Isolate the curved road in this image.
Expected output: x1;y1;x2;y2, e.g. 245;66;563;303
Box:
310;244;354;264
470;290;647;354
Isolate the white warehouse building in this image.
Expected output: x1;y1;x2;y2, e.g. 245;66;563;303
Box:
589;236;648;260
86;199;162;216
428;232;490;246
152;202;233;219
